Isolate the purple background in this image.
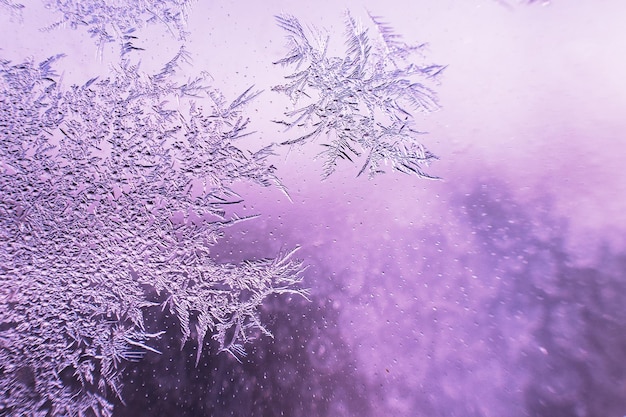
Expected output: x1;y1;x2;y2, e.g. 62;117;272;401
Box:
3;0;626;416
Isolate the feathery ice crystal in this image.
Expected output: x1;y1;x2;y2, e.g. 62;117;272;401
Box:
0;49;306;417
2;0;195;56
273;13;445;179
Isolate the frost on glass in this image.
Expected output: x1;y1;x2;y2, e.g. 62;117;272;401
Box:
272;13;445;179
0;51;306;417
4;0;194;56
0;0;24;17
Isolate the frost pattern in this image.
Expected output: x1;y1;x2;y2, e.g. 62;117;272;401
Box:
0;51;306;417
272;13;445;179
4;0;194;56
0;0;24;17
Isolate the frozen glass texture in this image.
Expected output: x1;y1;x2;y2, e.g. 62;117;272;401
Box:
1;1;626;417
273;13;443;179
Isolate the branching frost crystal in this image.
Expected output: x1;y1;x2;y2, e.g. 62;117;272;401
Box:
273;13;445;179
3;0;194;56
1;5;451;417
0;51;306;416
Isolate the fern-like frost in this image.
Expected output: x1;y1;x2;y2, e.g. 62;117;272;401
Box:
0;51;306;417
273;12;445;179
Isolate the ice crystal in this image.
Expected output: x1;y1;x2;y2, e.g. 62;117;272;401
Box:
0;51;306;417
0;0;24;18
3;0;194;56
272;12;444;179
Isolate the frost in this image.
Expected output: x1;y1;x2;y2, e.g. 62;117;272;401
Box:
40;0;194;41
3;0;194;56
0;0;24;18
0;51;306;417
272;12;444;179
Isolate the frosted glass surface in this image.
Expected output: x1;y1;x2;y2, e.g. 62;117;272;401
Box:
2;1;626;416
